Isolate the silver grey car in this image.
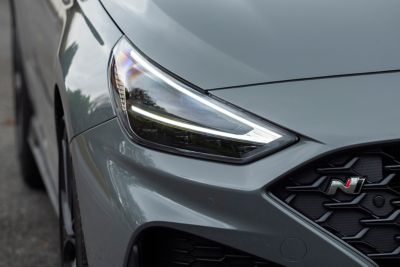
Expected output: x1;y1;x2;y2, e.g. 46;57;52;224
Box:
11;0;400;266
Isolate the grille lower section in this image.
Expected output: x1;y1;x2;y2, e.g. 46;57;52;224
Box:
271;145;400;266
137;228;281;267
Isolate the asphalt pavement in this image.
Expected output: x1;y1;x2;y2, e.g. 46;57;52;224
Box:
0;0;60;266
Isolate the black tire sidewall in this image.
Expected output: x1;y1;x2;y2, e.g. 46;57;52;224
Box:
59;127;88;267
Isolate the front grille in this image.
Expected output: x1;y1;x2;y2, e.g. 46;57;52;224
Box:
270;144;400;266
137;228;281;267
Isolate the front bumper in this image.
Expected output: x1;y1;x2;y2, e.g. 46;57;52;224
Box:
70;118;376;267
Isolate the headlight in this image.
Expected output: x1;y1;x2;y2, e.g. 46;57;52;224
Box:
109;37;297;163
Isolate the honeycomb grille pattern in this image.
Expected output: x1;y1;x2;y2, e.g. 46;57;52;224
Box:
139;228;280;267
271;145;400;266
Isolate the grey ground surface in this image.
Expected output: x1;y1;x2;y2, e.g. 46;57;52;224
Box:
0;1;60;266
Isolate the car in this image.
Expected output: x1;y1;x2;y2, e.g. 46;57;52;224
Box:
10;0;400;266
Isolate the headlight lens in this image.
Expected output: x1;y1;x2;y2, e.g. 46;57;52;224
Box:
109;37;296;163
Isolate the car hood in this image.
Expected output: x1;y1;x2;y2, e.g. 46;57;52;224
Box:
100;0;400;90
212;72;400;146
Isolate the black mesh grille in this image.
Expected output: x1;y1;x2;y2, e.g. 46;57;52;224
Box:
137;228;281;267
270;144;400;266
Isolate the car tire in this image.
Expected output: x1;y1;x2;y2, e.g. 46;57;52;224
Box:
59;122;89;267
13;36;43;189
